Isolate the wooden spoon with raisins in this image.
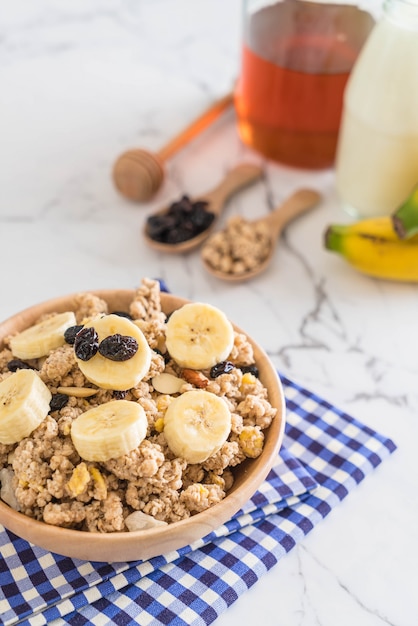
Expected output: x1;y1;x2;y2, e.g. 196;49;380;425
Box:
143;163;263;254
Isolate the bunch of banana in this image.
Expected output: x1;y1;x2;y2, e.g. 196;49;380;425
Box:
324;181;418;281
324;217;418;282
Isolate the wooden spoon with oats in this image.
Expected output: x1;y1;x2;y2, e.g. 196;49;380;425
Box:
201;188;322;282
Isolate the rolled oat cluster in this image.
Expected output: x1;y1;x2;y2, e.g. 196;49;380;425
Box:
202;216;272;275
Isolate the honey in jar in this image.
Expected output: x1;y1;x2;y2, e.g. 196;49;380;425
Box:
234;0;375;169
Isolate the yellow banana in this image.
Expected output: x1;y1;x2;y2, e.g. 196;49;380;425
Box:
328;216;401;240
324;219;418;282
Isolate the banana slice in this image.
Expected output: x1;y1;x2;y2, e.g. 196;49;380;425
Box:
0;369;52;444
163;390;231;464
165;302;234;370
75;314;152;391
10;311;77;360
70;400;147;462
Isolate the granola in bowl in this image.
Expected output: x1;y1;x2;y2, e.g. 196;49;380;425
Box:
0;279;285;561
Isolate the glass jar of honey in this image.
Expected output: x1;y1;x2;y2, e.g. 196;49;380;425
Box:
234;0;375;169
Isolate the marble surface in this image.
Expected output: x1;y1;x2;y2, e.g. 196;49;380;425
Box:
0;1;416;625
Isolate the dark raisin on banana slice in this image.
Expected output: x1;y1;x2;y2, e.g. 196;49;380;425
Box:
74;327;99;361
98;334;138;361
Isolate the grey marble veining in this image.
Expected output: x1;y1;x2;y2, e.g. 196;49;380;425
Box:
0;1;417;624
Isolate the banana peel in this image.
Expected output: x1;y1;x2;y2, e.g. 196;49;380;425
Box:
324;217;418;282
391;183;418;239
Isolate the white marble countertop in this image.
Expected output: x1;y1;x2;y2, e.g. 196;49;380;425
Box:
1;2;416;625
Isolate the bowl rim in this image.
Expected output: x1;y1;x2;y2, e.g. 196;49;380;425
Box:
0;289;286;562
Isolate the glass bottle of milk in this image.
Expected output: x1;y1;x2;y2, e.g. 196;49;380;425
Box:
335;0;418;218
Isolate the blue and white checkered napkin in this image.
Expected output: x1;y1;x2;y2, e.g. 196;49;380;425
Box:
0;374;396;626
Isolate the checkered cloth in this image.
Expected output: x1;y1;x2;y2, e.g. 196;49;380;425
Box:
0;374;396;626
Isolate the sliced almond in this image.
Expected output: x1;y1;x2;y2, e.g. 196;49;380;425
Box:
151;373;185;395
125;510;168;531
57;386;99;398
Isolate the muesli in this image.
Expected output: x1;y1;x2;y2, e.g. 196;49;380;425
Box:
0;279;276;533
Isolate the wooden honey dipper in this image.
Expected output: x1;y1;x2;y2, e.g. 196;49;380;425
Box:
112;92;234;202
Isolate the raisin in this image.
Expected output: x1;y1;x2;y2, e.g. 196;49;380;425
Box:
191;203;214;230
49;393;69;412
98;334;138;361
74;327;99;361
147;194;215;244
171;194;193;213
146;214;168;238
146;214;176;241
165;228;192;244
210;361;235;378
111;311;133;320
240;364;259;377
113;390;128;400
7;359;34;372
64;324;84;345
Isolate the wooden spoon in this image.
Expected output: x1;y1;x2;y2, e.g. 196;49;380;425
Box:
113;92;234;202
143;163;263;254
201;188;322;282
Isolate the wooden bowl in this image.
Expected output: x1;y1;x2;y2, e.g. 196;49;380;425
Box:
0;290;286;562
